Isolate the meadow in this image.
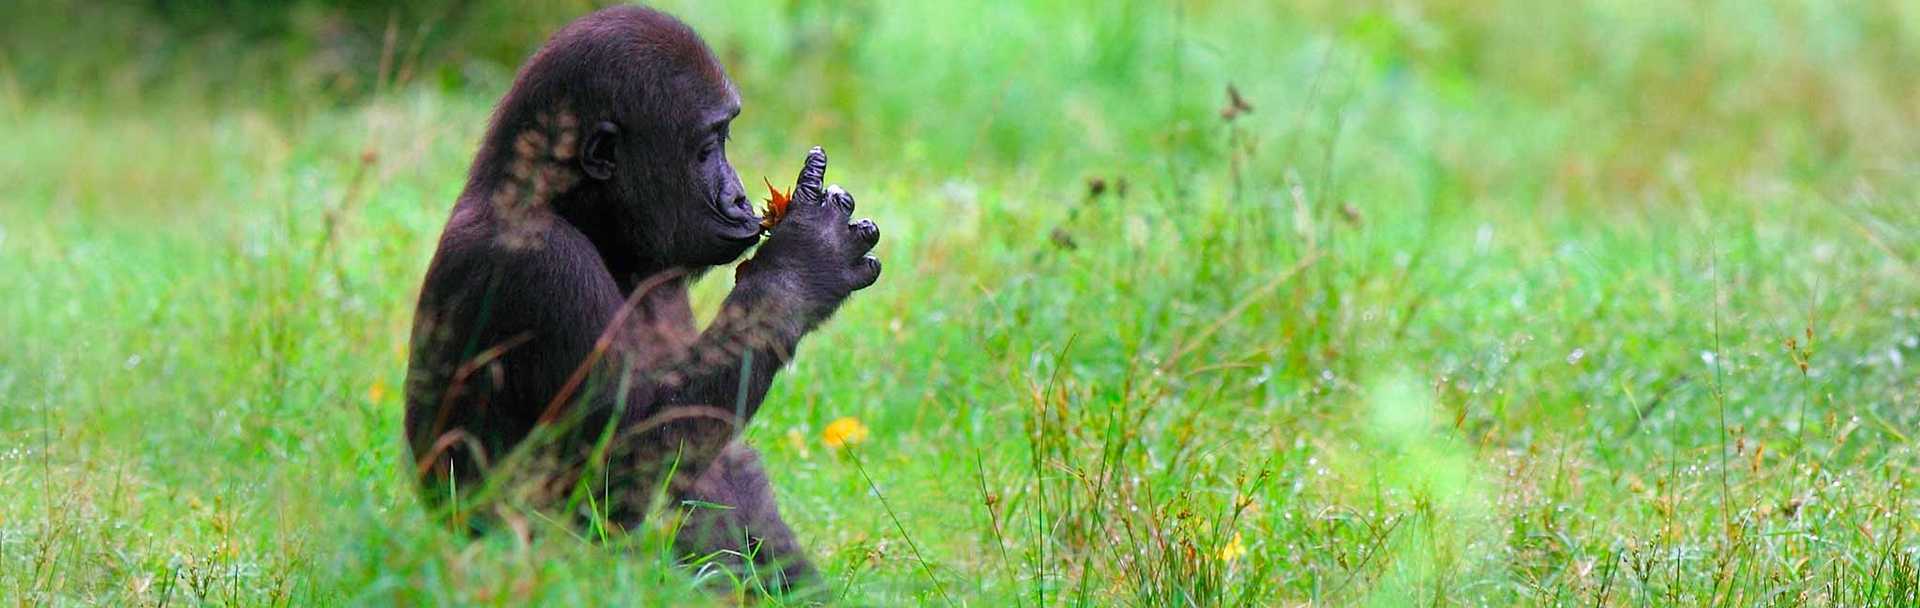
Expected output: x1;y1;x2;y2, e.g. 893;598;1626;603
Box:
2;0;1917;604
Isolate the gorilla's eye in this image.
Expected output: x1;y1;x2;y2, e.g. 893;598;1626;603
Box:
698;127;730;163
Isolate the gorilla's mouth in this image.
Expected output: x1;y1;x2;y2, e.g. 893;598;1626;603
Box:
713;196;763;240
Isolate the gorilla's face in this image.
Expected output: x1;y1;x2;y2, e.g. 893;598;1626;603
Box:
675;96;761;264
581;72;759;268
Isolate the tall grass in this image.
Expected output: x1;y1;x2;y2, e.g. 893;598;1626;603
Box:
2;0;1916;604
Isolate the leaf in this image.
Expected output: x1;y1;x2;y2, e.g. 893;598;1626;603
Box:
760;177;792;232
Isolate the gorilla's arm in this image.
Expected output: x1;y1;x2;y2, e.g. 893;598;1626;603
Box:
655;284;811;422
636;148;880;462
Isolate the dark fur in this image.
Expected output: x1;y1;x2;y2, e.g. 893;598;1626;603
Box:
403;6;880;596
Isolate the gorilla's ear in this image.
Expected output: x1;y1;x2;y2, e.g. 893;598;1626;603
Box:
581;121;619;181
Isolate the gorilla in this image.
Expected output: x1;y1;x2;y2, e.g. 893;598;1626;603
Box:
402;6;879;594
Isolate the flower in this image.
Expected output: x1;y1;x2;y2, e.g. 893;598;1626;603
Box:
367;380;387;404
1218;533;1246;561
822;416;869;449
786;427;812;460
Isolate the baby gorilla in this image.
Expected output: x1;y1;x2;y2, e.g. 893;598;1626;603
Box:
402;6;880;595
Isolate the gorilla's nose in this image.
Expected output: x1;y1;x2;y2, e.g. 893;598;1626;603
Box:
725;194;756;221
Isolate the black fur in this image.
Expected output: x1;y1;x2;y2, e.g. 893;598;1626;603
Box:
402;6;879;596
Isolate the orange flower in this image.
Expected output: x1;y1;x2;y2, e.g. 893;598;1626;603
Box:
367;381;387;404
822;416;869;449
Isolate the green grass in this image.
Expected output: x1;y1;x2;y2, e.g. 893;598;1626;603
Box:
3;0;1918;604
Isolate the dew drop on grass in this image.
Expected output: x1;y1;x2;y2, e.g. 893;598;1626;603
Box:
1248;365;1271;387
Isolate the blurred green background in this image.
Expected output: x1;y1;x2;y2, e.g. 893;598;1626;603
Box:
2;0;1917;605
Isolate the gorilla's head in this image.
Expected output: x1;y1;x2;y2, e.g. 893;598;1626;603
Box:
473;6;760;271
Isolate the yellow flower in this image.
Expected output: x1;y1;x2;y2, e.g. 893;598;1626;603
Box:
367;380;387;404
786;427;812;460
822;416;869;449
1218;533;1246;561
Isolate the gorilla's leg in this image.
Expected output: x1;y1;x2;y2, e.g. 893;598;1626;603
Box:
670;442;821;595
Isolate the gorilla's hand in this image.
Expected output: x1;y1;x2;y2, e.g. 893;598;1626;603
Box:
735;147;882;326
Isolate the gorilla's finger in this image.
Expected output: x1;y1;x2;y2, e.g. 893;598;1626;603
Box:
849;256;882;290
794;146;828;205
826;185;855;216
850;218;879;251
